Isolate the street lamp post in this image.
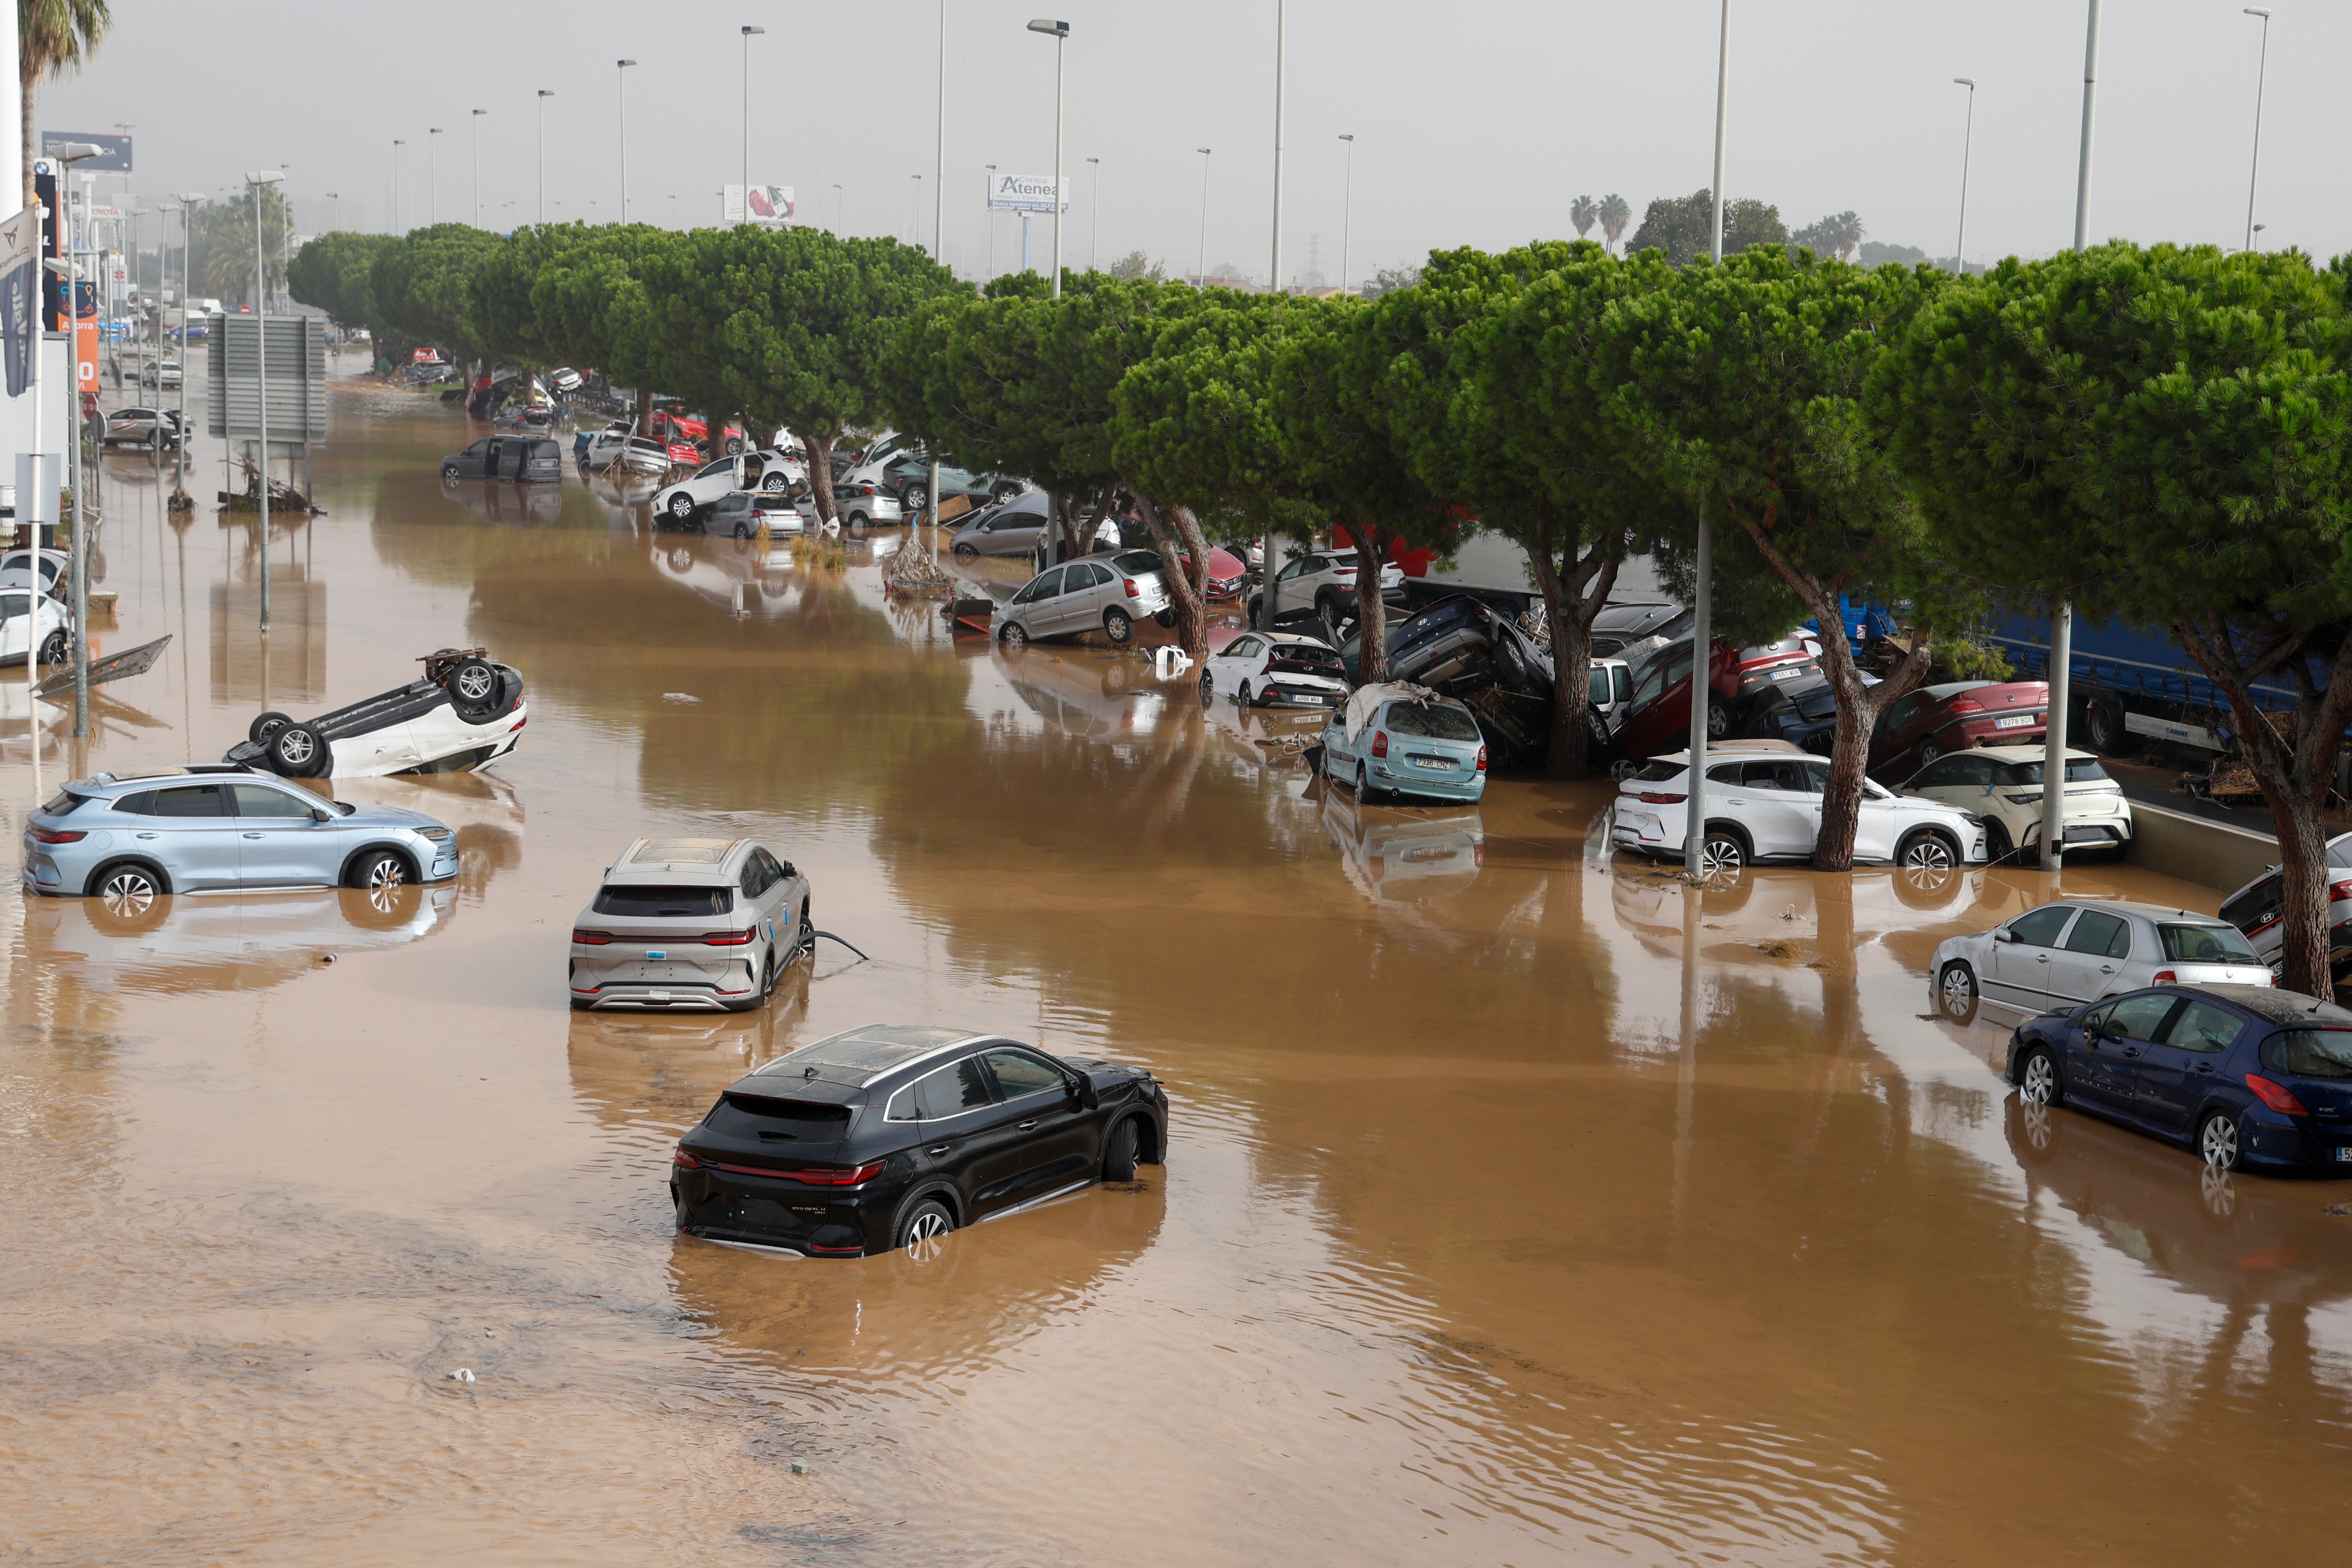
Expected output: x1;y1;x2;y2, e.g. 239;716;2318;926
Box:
391;139;404;232
177;192;201;501
249;170;285;639
46;142;103;740
1684;0;1731;878
1085;157;1100;269
1026;19;1069;297
930;0;946;561
1270;0;1285;295
537;91;554;226
617;61;637;221
910;174;922;248
983;164;996;279
1337;134;1355;293
428;127;442;224
2242;8;2272;252
472;110;486;227
1195;148;1212;285
1951;79;1975;275
742;26;764;218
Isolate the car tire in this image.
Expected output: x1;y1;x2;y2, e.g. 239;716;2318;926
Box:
953;541;978;560
1357;758;1390;804
1000;621;1029;649
795;900;814;955
1706;702;1731;740
1102;1117;1141;1182
1198;668;1215;704
895;1197;954;1260
87;859;168;921
761;474;788;492
1238;680;1254;707
902;484;928;512
1917;740;1943;770
2017;1045;2063;1106
1937;961;1980;1024
1983;818;2014;863
725;436;744;455
447;658;500;714
667;492;695;521
346;848;409;892
1896;829;1959;875
2197;1109;2245;1172
441;463;461;480
269;721;330;777
37;630;68;667
733;518;752;540
2083;700;2132;756
1103;607;1134;645
249;710;293;745
1699;828;1748;876
846;512;869;538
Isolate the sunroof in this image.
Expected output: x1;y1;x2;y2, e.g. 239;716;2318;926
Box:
756;1025;973;1076
629;838;730;865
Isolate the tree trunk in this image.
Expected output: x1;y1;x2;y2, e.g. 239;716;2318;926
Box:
636;389;651;438
1809;620;1932;872
1529;542;1622;781
1347;522;1392;684
805;431;837;527
1126;486;1208;656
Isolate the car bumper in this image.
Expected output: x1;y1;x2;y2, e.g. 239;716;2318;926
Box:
2238;1108;2352;1169
672;1166;889;1257
575;982;742;1011
1254;685;1348;710
1365;756;1486;801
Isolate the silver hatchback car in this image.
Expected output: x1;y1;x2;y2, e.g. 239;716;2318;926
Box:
994;550;1172;647
21;765;459;903
568;837;811;1012
1930;898;2273;1023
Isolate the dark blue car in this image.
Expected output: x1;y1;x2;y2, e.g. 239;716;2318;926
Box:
2007;982;2352;1173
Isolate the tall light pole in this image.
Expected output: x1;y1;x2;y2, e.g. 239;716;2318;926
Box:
428;127;442;224
1683;0;1731;878
741;26;763;218
617;60;637;221
909;174;923;246
46;142;103;740
929;0;946;562
249;170;285;640
1270;0;1286;295
471;110;486;226
1085;156;1100;269
177;193;201;501
536;92;553;227
2242;8;2272;251
2037;0;2103;873
1195;147;1212;285
984;164;997;279
1950;80;1976;275
326;191;339;233
1026;19;1069;297
1337;134;1355;293
391;139;404;232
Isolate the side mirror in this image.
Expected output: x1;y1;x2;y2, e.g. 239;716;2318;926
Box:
1068;1075;1098;1111
1995;928;2018;944
312;808;334;823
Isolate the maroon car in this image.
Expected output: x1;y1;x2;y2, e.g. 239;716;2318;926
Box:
1869;680;2049;778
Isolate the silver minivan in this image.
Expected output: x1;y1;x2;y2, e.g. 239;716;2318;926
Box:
568;837;811;1012
993;551;1172;647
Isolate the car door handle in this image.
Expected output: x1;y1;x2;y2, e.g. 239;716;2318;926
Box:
1018;1120;1037;1131
2121;1046;2142;1058
926;1145;950;1157
135;832;157;839
242;832;264;839
2098;965;2115;973
2194;1063;2216;1075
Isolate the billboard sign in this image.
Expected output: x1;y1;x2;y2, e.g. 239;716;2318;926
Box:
987;174;1067;213
722;184;796;225
73;281;97;391
39;131;132;172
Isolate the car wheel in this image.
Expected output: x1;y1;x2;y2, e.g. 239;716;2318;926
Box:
1917;740;1943;770
953;541;978;560
761;474;788;492
2083;700;2132;756
447;657;500;711
1102;1117;1141;1182
347;849;408;892
1198;668;1215;704
1699;828;1748;876
1246;596;1264;624
1983;818;2014;863
37;630;68;667
895;1197;954;1261
2017;1045;2063;1107
725;436;744;455
89;859;166;913
1897;829;1958;874
1000;621;1029;649
1937;961;1980;1024
902;484;928;512
2197;1109;2245;1172
1609;758;1641;781
249;710;293;745
1238;680;1254;707
441;463;460;480
733;518;751;540
269;722;329;777
846;512;869;538
795;900;814;955
667;492;695;521
1706;701;1731;740
1103;607;1134;645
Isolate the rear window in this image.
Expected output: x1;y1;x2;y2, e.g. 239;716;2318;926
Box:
592;884;734;917
2265;1030;2352;1080
1111;550;1162;577
1631;760;1687;784
1269;646;1341;674
1993;758;2112;786
702;1093;852;1141
1386;702;1482;741
40;789;87;816
2157;923;2258;963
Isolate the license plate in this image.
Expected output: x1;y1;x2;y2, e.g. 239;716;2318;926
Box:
1994;713;2034;729
2336;1148;2352;1164
646;949;668;960
1410;757;1451;770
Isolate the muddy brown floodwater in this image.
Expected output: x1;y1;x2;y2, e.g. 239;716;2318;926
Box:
6;370;2352;1567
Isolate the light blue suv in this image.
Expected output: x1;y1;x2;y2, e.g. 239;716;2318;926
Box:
23;765;460;904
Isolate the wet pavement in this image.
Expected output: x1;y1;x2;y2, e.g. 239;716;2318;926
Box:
6;368;2352;1566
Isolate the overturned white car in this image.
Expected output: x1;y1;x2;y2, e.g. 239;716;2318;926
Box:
224;648;528;779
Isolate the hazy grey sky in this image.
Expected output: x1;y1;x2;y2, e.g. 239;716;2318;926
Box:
38;1;2347;284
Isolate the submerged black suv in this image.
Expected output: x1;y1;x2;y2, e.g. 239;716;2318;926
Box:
671;1024;1169;1258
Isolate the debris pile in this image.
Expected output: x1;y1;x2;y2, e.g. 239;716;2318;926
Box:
882;544;954;595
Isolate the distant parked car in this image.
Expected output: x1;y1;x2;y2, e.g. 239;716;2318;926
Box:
2217;831;2352;979
1319;689;1488;804
576;418;632;464
440;435;563;483
1931;899;2270;1023
546;366;584;393
878;454;1018;512
0;547;69;597
1896;745;2135;862
993;551;1173;647
710;491;805;539
1248;550;1406;629
2004;982;2348;1173
1608;636;1743;762
138;358;183;389
1198;631;1350;709
569;836;810;1012
1868;679;2050;778
100;406;183;448
0;584;73;668
950;492;1051;559
794;482;901;537
1609;742;1987;874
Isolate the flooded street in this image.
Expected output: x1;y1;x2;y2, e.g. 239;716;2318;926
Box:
8;375;2352;1567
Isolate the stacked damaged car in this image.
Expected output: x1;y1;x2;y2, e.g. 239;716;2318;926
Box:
1340;596;1561;769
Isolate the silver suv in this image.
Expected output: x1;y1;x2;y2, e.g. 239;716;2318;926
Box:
569;837;810;1012
993;551;1172;647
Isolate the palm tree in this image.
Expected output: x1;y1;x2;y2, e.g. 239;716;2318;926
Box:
1598;193;1631;254
21;0;113;207
1569;195;1598;242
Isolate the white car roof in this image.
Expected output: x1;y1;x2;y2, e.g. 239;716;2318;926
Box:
1648;740;1808;765
1955;745;2096;762
2025;898;2231;925
1263;631;1334;648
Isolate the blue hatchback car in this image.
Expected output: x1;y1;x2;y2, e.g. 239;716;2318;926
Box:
2007;982;2352;1173
23;765;460;906
1319;691;1488;805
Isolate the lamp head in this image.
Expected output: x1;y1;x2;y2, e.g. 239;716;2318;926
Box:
538;89;554;98
1197;147;1211;156
743;24;764;34
1026;18;1069;36
247;170;285;186
473;109;487;117
48;142;103;163
42;257;73;277
2244;7;2270;16
618;58;636;68
1954;77;1975;88
1338;133;1354;143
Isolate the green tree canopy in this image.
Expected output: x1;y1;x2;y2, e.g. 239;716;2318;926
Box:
369;223;504;363
288;231;395;338
1626;190;1787;268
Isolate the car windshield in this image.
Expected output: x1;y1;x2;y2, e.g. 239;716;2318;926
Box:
1110;550;1162;577
591;884;734;917
1993;758;2112;786
2266;1029;2352;1079
1269;647;1342;675
1385;702;1482;741
2157;923;2258;963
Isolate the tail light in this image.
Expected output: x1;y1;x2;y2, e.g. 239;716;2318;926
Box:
1372;731;1389;758
1124;577;1140;597
788;1161;885;1186
672;1146;705;1169
807;1242;864;1254
27;827;85;844
2330;880;2352;901
1638;791;1687;805
509;714;528;732
2151;969;2176;984
1948;699;1984;714
1475;745;1488;772
2245;1074;2310;1116
571;928;614;945
699;930;754;946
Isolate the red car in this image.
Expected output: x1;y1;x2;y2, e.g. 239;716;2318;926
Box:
1868;679;2049;778
1610;637;1743;762
650;409;748;451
